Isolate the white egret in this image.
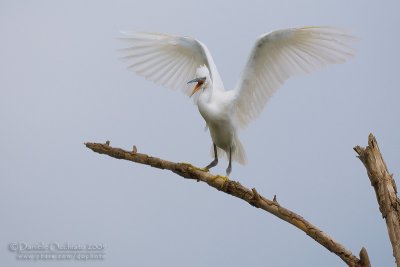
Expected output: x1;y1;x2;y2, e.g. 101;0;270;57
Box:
119;27;355;176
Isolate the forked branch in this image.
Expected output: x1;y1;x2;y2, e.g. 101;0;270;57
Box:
85;141;369;267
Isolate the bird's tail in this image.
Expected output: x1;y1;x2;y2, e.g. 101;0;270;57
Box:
210;137;247;165
232;137;247;165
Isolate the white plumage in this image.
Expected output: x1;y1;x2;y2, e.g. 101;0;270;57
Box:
119;26;355;175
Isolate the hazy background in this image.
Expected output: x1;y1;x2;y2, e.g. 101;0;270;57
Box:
1;0;399;266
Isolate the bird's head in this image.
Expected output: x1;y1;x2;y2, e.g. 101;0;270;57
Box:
188;77;206;97
187;65;211;97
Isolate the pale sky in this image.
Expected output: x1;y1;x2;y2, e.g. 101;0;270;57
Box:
1;0;400;266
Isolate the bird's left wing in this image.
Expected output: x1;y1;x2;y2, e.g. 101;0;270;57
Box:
233;27;355;129
119;32;224;94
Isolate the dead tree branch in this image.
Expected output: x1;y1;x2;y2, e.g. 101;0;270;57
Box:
86;141;370;267
354;134;400;266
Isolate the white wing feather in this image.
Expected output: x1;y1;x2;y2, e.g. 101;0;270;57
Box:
119;32;224;94
233;27;356;128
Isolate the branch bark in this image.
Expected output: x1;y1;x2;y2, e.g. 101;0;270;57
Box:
354;134;400;266
86;141;370;267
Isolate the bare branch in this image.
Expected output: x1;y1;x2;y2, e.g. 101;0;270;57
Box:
359;247;371;267
86;141;368;267
354;134;400;266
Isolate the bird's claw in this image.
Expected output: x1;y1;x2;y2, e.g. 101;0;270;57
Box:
181;163;208;172
195;166;209;172
210;175;229;189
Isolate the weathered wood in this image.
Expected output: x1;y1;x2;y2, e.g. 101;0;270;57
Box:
86;141;369;266
354;134;400;266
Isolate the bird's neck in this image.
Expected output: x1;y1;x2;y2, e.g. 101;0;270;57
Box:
199;86;214;104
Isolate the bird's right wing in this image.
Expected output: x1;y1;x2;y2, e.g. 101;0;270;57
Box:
233;27;356;129
119;32;224;94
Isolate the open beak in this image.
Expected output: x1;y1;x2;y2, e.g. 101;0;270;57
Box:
188;77;205;97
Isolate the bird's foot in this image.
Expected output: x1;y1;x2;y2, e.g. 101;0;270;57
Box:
204;159;218;171
181;162;208;172
226;165;232;177
210;175;229;189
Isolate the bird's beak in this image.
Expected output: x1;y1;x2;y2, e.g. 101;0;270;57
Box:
188;77;205;97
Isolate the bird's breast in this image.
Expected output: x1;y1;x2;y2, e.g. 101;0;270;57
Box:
197;97;235;150
197;97;227;125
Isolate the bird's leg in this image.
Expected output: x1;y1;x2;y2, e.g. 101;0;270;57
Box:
226;146;232;176
205;143;218;170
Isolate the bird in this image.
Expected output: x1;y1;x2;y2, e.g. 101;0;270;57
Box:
118;26;355;176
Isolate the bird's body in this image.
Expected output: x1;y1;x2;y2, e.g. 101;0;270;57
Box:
119;27;355;175
198;88;233;150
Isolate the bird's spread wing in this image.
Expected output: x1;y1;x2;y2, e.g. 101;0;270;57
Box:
119;32;224;94
233;27;356;129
